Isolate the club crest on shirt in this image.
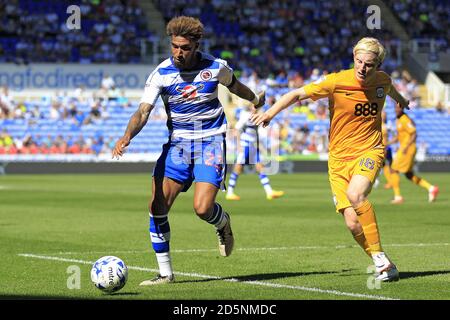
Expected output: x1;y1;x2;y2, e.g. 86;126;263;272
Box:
176;83;205;100
376;86;384;98
200;70;212;81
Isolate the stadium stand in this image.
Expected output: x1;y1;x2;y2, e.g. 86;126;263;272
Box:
154;0;402;77
0;0;151;63
384;0;449;44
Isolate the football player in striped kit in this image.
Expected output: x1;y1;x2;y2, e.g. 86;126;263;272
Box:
226;103;284;200
112;16;265;285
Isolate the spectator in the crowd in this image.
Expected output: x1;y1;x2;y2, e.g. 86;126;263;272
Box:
74;110;86;126
65;103;79;119
274;70;289;87
291;126;309;153
101;74;115;90
436;101;446;113
0;86;15;119
68;141;82;154
91;136;104;155
49;101;62;120
288;72;304;89
0;129;14;148
72;85;89;103
25;105;44;121
315;104;328;120
100;137;116;154
83;101;103;125
11;103;23;119
299;123;310;136
116;90;132;108
107;85;122;101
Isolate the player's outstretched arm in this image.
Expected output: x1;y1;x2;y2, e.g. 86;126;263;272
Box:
251;87;309;127
388;85;409;110
112;102;154;159
227;77;266;109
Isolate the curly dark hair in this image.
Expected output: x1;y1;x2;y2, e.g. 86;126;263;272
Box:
166;16;204;42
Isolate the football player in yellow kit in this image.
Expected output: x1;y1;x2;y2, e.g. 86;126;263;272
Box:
252;37;408;282
381;110;394;189
388;103;439;204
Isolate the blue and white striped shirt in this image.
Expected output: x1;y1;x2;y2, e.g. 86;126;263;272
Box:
140;52;234;139
235;109;258;147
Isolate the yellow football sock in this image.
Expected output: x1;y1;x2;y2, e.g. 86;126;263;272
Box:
354;200;382;254
390;172;401;197
353;230;371;257
411;175;432;191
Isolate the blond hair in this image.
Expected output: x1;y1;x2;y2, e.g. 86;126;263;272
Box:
166;16;204;42
353;37;386;66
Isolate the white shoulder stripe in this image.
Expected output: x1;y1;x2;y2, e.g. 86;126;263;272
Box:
171;108;223;122
172;124;227;139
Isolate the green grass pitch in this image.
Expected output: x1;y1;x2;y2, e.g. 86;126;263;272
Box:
1;172;449;300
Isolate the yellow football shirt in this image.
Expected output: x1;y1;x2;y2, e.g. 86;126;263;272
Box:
396;114;416;148
303;69;392;160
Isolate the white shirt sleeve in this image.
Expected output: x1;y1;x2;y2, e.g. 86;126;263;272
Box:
217;59;234;87
139;70;162;105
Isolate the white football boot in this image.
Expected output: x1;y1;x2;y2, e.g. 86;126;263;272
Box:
139;274;175;286
216;212;234;257
372;252;399;282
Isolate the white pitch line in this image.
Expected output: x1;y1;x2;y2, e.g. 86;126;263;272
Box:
385;243;450;247
19;246;333;256
174;242;450;252
35;242;450;256
18;253;398;300
49;250;150;255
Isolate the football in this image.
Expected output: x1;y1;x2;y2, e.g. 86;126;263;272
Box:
90;256;128;293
